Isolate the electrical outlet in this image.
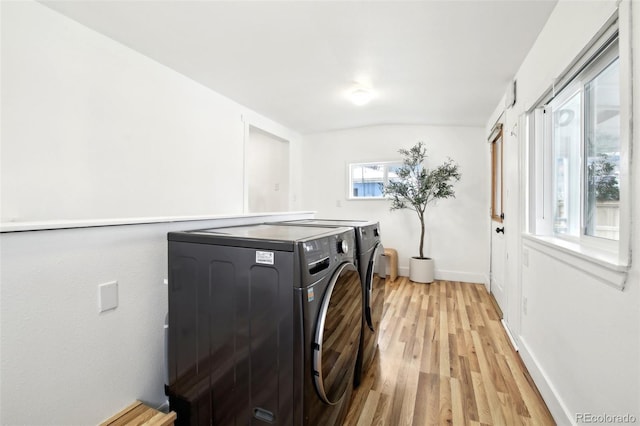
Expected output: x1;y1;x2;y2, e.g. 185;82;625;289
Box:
99;281;118;313
336;200;342;208
523;297;528;315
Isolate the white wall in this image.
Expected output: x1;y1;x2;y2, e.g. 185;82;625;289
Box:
486;0;640;423
0;0;303;223
301;124;489;283
0;2;308;424
0;212;313;426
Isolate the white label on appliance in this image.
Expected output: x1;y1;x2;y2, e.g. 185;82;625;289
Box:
307;288;314;302
256;251;274;265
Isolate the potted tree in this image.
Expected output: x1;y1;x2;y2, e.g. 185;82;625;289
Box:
382;141;461;283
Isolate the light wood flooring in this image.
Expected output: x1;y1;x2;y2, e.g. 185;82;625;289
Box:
344;277;555;426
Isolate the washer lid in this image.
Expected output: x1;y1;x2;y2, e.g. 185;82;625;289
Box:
284;219;376;228
168;224;351;251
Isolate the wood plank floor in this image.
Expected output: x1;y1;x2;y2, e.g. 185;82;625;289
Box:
344;277;555;426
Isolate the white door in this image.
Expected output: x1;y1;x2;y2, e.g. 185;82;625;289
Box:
489;124;507;316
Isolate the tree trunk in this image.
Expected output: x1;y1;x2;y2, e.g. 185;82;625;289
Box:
418;212;425;258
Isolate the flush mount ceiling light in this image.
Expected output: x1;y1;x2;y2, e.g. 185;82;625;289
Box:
348;87;375;106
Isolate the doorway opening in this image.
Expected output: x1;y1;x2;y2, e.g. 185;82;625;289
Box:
246;126;290;213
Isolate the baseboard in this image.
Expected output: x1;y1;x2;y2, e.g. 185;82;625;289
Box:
518;336;574;425
398;266;485;284
435;269;485;284
396;267;485;284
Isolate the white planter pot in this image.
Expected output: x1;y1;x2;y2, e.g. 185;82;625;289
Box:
409;257;434;283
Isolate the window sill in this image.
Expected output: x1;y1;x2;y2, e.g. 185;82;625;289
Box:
522;234;629;291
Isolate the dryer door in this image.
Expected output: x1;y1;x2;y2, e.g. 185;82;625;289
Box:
365;242;385;332
313;262;363;405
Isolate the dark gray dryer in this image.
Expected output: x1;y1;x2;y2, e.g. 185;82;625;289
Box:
166;224;363;426
275;219;385;386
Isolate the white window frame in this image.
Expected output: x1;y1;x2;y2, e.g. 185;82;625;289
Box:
525;11;631;290
347;161;402;200
546;46;620;251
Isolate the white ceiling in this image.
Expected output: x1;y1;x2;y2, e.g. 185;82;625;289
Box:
42;0;557;134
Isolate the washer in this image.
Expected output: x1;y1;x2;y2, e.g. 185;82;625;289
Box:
166;224;363;425
275;219;385;386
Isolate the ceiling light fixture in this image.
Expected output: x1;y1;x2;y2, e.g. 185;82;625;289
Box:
349;87;375;106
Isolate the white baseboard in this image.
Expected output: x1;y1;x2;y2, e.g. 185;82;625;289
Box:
395;267;485;284
435;269;485;284
518;336;574;426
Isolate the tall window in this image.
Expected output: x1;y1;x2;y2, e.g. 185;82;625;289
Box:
547;41;620;241
584;58;620;240
528;20;630;268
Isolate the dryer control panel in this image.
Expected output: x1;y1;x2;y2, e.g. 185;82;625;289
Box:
300;231;356;279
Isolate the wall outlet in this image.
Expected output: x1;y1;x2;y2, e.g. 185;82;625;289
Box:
98;281;118;313
523;297;528;315
336;200;342;207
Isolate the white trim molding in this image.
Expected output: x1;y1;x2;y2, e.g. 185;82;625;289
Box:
523;234;629;290
518;336;574;426
0;211;316;233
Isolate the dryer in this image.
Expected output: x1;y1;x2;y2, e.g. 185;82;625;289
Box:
166;224;363;425
275;219;385;386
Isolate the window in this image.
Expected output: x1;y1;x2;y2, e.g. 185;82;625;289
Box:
489;123;504;223
348;162;401;199
528;21;630;272
545;40;620;243
584;59;621;240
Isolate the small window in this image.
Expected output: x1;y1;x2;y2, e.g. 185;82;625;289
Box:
348;162;401;199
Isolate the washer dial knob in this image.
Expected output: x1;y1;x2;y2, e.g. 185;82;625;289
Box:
337;239;349;254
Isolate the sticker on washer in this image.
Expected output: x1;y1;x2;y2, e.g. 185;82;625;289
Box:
307;288;314;302
255;251;274;265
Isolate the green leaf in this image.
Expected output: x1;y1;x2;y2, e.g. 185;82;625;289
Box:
381;142;461;255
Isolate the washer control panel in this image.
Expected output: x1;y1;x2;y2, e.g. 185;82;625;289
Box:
301;230;355;276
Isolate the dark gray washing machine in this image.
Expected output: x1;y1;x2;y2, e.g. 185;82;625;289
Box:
166;224;363;426
275;219;385;386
